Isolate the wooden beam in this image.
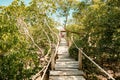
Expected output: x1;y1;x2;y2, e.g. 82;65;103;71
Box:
51;48;55;70
78;49;82;70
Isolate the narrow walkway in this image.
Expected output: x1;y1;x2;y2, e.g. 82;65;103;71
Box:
49;38;86;80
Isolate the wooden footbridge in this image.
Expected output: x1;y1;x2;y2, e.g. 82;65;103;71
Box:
49;38;85;80
33;34;115;80
33;36;115;80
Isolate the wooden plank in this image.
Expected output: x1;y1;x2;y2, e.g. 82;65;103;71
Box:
49;76;86;80
55;67;78;70
50;70;84;76
55;68;78;71
56;59;76;62
78;49;82;70
55;64;78;68
59;43;67;46
58;55;70;58
58;56;70;59
55;63;78;66
51;51;55;70
57;58;75;61
56;61;78;64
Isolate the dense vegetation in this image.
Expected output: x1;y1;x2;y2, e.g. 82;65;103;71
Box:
0;0;59;79
66;0;120;79
0;0;120;80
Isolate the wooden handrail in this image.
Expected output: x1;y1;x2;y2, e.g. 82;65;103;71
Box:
40;33;60;80
71;36;115;80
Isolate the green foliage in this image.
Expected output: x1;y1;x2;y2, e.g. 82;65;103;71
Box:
68;0;120;57
0;0;59;79
69;43;78;61
67;0;120;79
0;50;40;80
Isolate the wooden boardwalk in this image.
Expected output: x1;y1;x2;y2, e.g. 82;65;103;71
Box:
49;38;86;80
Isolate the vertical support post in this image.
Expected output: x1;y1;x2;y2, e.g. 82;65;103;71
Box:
51;48;55;70
78;49;82;70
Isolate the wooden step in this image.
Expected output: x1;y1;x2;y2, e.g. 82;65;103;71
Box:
58;53;69;55
56;61;78;64
49;76;86;80
58;55;70;59
55;66;78;70
59;43;67;46
55;68;78;71
55;63;78;68
55;63;78;66
56;59;76;62
58;56;70;59
50;70;84;76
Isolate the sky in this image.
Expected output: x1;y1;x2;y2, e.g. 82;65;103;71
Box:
0;0;31;6
0;0;64;27
0;0;82;28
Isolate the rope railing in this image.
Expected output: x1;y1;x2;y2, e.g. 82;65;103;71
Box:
32;30;60;80
40;33;60;80
71;36;116;80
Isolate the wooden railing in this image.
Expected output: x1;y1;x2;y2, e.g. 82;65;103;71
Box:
40;34;60;80
71;36;116;80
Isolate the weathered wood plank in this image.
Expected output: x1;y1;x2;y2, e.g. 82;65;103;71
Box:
49;76;86;80
55;66;78;71
55;64;78;68
78;49;82;70
56;59;76;62
50;70;84;76
58;56;71;59
55;63;78;66
55;68;78;71
56;61;78;64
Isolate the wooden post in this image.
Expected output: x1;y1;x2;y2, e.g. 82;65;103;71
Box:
78;49;82;70
51;48;55;70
